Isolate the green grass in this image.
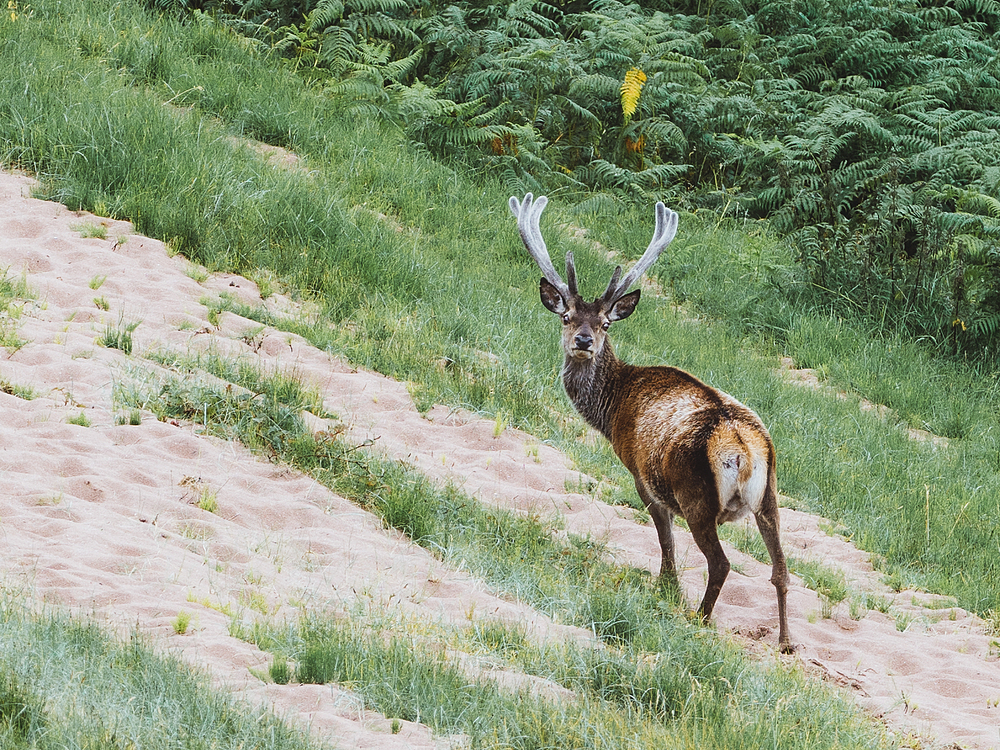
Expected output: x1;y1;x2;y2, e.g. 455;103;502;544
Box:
0;379;36;400
70;221;106;239
0;270;32;353
0;601;321;750
66;410;91;427
172;610;191;635
97;316;141;355
790;557;850;607
254;613;896;748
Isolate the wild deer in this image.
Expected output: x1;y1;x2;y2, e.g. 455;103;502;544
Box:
510;193;793;654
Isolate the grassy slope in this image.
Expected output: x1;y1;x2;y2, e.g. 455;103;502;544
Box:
128;360;896;750
0;601;319;749
3;0;999;614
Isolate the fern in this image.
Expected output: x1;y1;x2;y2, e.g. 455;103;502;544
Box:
620;67;646;124
203;0;1000;361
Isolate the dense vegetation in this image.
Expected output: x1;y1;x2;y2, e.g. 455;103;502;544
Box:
170;0;1000;362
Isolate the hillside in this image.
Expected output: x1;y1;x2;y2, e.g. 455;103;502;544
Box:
1;168;998;748
4;0;1000;745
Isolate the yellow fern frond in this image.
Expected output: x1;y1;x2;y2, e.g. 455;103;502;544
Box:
621;67;647;124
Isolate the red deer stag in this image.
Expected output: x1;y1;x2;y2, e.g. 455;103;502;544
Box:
510;193;793;654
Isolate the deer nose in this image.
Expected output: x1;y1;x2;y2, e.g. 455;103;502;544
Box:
574;332;593;350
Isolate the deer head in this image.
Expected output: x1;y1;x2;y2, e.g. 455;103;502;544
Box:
509;193;679;361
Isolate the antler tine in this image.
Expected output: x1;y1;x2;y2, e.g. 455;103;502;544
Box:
565;251;579;296
605;202;679;302
600;265;623;302
509;193;569;298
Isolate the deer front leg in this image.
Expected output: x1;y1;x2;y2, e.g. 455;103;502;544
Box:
635;479;677;584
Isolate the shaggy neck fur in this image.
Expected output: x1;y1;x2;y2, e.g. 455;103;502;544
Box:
562;340;623;440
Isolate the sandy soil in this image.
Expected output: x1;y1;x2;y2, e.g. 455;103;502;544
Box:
0;169;997;749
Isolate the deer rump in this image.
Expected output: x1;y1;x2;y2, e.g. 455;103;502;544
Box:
614;372;773;527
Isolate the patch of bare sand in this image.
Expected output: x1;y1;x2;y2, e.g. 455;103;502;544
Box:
0;169;997;749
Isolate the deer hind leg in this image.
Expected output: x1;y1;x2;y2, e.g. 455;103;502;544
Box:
687;520;731;621
753;482;794;653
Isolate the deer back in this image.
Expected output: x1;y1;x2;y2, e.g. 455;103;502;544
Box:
608;364;775;524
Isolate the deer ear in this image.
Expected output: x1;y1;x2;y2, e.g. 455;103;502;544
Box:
539;277;568;315
608;289;641;322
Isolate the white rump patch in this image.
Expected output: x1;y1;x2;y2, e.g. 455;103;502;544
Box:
742;458;768;514
715;453;767;523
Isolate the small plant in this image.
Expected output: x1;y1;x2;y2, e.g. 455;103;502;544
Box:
172;611;191;635
790;557;849;605
492;409;508;438
239;589;271;615
186;263;209;283
848;593;870;621
240;325;267;352
93;296;109;311
66;411;91;427
0;326;26;353
983;608;1000;637
390;718;402;735
71;222;107;240
197;488;219;514
116;408;142;426
269;657;291;685
97;315;141;355
0;379;36;400
88;275;107;290
819;594;834;619
894;610;914;633
178;523;211;541
250;268;278;299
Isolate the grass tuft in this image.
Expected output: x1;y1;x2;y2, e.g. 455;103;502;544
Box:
71;221;107;240
0;602;319;749
97;316;141;355
172;611;191;635
0;380;36;400
66;411;92;427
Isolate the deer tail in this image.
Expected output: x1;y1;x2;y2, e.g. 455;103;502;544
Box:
708;423;770;521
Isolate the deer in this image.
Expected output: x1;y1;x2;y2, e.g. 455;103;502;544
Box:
509;193;794;654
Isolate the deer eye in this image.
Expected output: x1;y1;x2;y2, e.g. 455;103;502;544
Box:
562;314;571;325
601;320;610;331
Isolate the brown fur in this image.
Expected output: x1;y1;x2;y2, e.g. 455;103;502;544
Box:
510;193;794;653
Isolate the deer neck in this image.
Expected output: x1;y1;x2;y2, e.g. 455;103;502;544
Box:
562;341;623;439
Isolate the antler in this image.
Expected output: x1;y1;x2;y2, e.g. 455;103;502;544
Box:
509;193;577;297
601;201;678;303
